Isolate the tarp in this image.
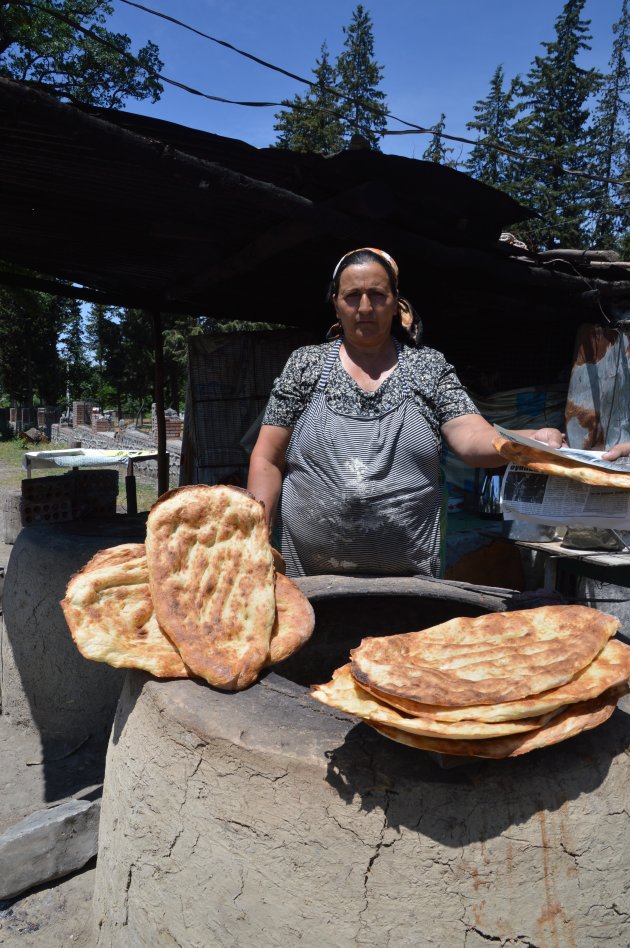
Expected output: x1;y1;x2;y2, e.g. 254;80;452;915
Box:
181;329;317;486
24;449;160;470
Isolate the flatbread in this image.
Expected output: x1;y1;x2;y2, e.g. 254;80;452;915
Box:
311;665;559;739
368;685;628;758
355;638;630;722
63;542;314;679
271;547;287;575
493;436;630;489
350;605;620;707
266;572;315;665
146;484;276;691
61;543;190;678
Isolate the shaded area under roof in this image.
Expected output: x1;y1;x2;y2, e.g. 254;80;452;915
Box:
0;77;538;317
2;77;629;401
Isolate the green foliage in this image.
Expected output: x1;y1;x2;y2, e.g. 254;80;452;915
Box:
273;42;345;154
83;305;205;416
465;65;517;185
0;283;67;405
422;114;459;169
506;0;603;248
0;0;163;107
589;0;630;250
162;314;205;412
273;4;387;153
462;0;629;252
336;4;387;149
85;305;153;414
57;296;95;403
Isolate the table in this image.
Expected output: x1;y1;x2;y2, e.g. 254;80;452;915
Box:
23;448;166;515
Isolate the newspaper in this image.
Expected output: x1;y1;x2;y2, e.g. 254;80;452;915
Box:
501;464;630;529
494;424;630;473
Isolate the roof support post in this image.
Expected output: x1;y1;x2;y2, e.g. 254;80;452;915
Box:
149;309;169;498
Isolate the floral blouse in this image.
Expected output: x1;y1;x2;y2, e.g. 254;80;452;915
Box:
263;341;478;438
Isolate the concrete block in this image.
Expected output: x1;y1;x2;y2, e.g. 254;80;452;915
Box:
0;799;100;900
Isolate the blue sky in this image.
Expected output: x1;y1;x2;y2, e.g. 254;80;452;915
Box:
109;0;622;159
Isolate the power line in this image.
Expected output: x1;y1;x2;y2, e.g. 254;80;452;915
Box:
9;0;630;188
13;0;368;130
384;129;630;188
116;0;630;188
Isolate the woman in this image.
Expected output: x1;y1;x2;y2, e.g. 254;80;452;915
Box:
247;247;566;578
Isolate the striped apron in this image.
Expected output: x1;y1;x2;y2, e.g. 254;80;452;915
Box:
277;340;443;577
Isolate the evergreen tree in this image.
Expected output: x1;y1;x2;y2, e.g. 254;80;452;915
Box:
273;42;345;154
336;4;388;149
422;114;458;168
57;298;95;406
0;0;163;107
162;315;204;413
465;65;517;186
0;287;67;405
507;0;602;249
590;0;630;249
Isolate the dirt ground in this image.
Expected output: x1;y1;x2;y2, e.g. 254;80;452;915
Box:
0;865;96;947
0;443;163;944
0;543;97;947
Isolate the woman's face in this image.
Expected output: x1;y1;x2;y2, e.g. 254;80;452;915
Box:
333;261;398;350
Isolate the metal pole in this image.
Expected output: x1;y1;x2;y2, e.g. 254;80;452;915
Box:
149;310;169;498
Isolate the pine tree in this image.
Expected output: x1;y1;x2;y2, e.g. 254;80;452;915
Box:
0;287;67;405
57;298;94;404
273;42;344;154
465;65;517;186
590;0;630;250
421;114;458;168
335;4;387;149
507;0;602;249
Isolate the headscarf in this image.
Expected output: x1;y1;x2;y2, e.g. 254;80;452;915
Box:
332;247;399;282
328;247;423;348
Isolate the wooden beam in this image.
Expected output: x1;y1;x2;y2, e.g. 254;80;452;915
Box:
170;202;630;303
149;310;169;498
0;269;203;315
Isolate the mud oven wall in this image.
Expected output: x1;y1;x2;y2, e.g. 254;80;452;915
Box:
93;579;630;948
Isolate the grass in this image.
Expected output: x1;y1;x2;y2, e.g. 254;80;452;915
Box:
0;436;160;513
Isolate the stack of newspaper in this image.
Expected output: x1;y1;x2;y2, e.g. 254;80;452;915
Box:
495;426;630;532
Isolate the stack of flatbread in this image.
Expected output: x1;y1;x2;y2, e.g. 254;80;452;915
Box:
311;605;630;758
493;435;630;489
61;484;315;691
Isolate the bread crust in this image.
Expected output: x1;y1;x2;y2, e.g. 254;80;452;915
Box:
350;606;620;707
60;543;191;678
311;665;560;740
368;685;627;758
354;638;630;721
146;485;276;690
493;436;630;489
266;572;315;665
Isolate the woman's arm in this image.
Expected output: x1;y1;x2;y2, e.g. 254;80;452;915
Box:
247;424;293;532
441;414;564;468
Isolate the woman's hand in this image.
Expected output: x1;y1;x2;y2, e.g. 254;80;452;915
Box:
530;427;566;448
602;442;630;460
